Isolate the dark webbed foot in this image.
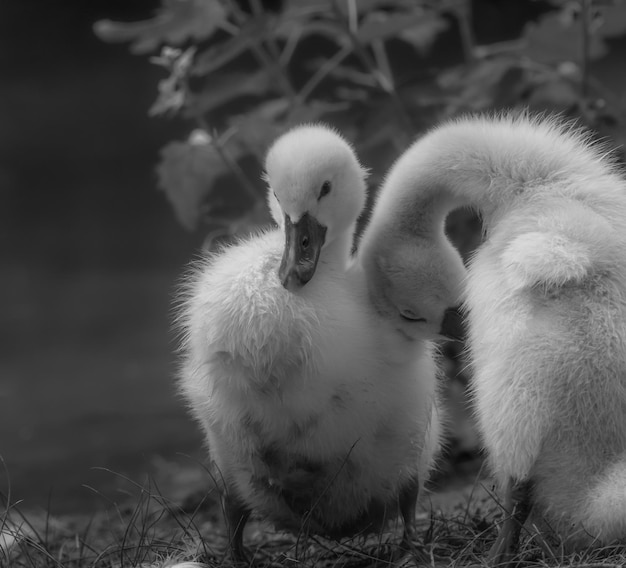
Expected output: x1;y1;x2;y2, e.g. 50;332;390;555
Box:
223;493;252;564
488;478;533;566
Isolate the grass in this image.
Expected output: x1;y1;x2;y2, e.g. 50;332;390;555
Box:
3;466;626;568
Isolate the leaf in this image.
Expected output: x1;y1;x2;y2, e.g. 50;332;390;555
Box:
281;0;333;13
149;47;196;116
94;0;229;54
191;33;254;76
334;0;417;16
438;58;515;91
228;99;290;158
439;58;527;112
320;60;379;87
266;1;343;44
289;99;347;123
186;69;277;114
528;77;580;112
491;65;528;108
595;2;626;39
156;133;231;230
357;10;438;44
150;74;186;115
398;12;449;54
334;85;370;101
228;98;342;160
274;18;346;43
522;11;607;65
282;0;416;17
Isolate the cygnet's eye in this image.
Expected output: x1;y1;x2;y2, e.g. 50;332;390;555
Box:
400;309;427;323
301;235;309;249
318;180;332;200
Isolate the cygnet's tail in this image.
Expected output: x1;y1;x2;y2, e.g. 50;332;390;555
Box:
579;456;626;543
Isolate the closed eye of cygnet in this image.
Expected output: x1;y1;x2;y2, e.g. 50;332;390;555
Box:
400;309;427;323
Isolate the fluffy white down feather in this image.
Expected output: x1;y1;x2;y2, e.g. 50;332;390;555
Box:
177;124;444;540
362;112;626;550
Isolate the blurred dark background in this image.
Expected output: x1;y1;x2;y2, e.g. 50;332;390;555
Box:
1;0;204;513
3;0;626;514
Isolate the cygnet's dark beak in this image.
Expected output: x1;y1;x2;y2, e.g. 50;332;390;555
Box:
439;306;465;341
279;212;327;290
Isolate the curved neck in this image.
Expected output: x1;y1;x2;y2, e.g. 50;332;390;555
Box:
323;224;357;268
364;117;613;247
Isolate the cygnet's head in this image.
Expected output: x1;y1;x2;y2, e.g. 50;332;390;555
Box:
363;231;467;341
264;124;368;290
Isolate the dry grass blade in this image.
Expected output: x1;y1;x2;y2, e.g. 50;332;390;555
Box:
3;465;626;567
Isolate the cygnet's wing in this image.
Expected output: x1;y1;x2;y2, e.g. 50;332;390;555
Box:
179;230;320;389
500;201;619;291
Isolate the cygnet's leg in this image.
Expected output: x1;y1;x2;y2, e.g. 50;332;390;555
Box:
399;475;420;542
488;478;533;566
223;493;252;564
398;476;430;562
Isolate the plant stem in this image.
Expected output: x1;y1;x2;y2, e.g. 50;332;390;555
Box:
279;27;303;67
212;142;259;204
346;0;358;35
297;44;353;103
371;39;394;90
473;38;524;59
235;0;297;105
249;0;283;64
330;0;415;138
580;0;590;98
455;0;476;64
196;117;260;204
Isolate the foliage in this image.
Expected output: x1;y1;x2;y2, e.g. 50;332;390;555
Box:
95;0;626;236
